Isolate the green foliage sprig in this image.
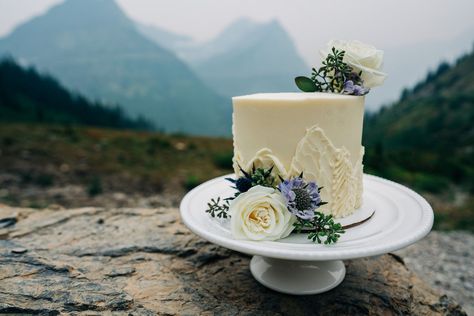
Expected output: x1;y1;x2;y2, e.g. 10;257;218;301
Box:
206;165;345;245
205;197;230;219
293;211;345;244
249;166;275;187
295;47;361;94
207;165;275;218
227;165;275;194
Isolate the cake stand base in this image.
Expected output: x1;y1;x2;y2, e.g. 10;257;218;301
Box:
250;256;346;295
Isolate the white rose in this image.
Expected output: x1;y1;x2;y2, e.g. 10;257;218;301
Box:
321;40;387;88
230;185;296;241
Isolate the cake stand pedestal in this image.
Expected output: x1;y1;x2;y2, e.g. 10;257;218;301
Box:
180;174;433;295
250;257;345;295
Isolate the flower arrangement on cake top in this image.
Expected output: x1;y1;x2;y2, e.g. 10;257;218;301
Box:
205;165;345;244
295;40;386;95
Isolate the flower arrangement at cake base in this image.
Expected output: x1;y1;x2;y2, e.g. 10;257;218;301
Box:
205;165;345;244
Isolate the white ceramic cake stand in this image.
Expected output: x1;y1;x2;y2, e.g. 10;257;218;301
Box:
180;174;433;295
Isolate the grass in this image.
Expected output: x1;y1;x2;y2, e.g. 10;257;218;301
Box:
212;151;234;170
0;122;471;232
0;123;233;195
183;175;202;191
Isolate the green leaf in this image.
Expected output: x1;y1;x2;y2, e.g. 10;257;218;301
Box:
295;76;317;92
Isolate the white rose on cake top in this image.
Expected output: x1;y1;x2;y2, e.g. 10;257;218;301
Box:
230;185;296;241
295;39;385;95
321;40;386;88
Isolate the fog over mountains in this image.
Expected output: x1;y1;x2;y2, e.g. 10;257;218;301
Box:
368;28;474;110
0;58;153;130
2;0;471;133
137;18;308;97
0;0;309;135
0;0;230;136
364;46;474;192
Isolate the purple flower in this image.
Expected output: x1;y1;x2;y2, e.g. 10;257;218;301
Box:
343;80;369;96
278;177;322;220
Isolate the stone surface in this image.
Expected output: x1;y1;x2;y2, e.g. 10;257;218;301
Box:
0;205;467;315
397;231;474;316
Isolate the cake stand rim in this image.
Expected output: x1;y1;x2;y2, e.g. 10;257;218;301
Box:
179;173;434;261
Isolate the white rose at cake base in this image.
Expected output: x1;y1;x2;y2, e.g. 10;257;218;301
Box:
230;186;296;241
321;40;387;88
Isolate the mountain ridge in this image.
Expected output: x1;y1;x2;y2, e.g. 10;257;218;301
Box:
364;46;474;191
137;18;308;97
366;30;474;111
0;0;230;136
0;57;152;130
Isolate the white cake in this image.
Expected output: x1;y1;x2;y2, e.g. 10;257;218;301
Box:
232;92;365;218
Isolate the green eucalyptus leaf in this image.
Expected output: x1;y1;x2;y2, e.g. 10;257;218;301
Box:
295;76;317;92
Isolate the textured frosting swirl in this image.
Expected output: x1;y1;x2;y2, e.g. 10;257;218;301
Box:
234;125;364;218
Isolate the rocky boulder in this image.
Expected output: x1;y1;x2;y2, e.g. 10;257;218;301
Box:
0;206;466;315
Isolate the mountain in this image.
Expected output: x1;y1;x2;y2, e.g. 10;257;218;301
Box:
135;22;192;52
0;0;230;136
364;47;474;191
0;57;152;129
138;18;308;97
365;29;474;111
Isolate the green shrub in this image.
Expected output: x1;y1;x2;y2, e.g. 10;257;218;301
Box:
21;172;33;183
2;137;14;147
62;125;79;143
35;174;54;187
147;137;171;155
411;174;451;193
188;142;197;150
213;151;233;170
170;131;188;138
184;175;202;191
88;177;103;196
433;212;449;230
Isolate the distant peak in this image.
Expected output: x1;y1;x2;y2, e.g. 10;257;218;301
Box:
221;17;285;37
61;0;121;9
37;0;131;29
266;18;283;28
229;17;258;27
53;0;125;16
221;17;259;35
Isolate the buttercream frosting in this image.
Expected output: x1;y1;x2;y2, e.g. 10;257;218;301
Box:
232;93;365;218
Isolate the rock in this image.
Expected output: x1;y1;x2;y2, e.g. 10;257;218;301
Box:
105;266;136;277
396;231;474;315
0;216;16;228
0;206;467;315
10;247;27;254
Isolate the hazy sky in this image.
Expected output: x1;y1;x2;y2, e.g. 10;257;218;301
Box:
0;0;473;65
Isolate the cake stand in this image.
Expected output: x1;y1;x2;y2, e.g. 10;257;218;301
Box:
180;174;433;295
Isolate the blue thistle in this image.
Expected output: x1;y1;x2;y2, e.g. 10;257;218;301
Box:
278;175;325;220
343;79;369;96
234;177;252;193
226;164;273;194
